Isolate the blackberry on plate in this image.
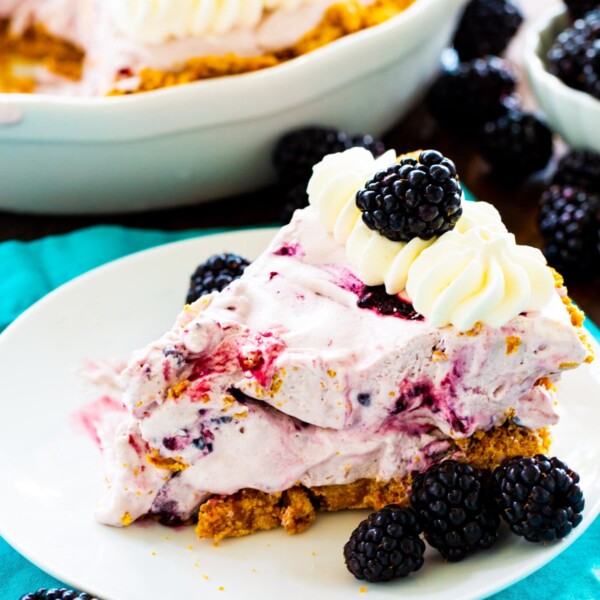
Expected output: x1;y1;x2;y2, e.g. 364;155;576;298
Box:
280;182;309;224
493;455;585;542
343;505;425;582
410;460;500;562
273;126;351;183
547;10;600;98
453;0;523;60
186;253;250;304
427;56;518;129
481;111;554;179
351;134;387;158
553;149;600;190
355;150;463;242
538;184;600;279
20;589;97;600
564;0;600;20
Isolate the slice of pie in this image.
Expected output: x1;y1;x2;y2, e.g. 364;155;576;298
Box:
95;148;592;540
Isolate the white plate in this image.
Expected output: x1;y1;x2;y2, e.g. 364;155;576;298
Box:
0;229;599;600
0;0;468;215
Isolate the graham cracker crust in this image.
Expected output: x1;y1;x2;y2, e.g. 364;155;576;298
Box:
0;0;415;95
195;421;551;540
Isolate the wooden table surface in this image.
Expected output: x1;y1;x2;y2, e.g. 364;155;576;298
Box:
1;0;598;324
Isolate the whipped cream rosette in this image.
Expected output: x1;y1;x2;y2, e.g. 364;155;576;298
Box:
308;147;555;330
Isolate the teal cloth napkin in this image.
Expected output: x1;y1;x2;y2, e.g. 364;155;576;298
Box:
0;225;599;599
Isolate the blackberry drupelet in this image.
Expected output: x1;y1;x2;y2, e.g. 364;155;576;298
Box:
547;11;600;98
343;505;425;582
273;126;351;183
453;0;523;60
427;56;518;129
493;455;585;542
538;184;600;279
20;589;97;600
481;111;553;179
186;253;250;303
279;183;309;224
350;134;387;158
564;0;600;20
355;150;463;242
410;460;500;562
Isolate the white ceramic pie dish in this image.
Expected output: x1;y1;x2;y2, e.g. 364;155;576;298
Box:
0;0;467;215
525;6;600;153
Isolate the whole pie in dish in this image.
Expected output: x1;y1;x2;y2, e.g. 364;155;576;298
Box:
0;0;415;96
93;148;593;539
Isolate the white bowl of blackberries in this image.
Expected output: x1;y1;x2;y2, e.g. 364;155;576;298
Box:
525;2;600;153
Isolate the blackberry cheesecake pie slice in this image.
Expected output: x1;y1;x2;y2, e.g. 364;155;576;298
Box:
96;149;592;539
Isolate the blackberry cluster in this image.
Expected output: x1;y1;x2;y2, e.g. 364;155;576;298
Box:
547;10;600;100
553;149;600;189
538;184;600;279
343;505;425;582
427;56;517;129
493;455;585;542
410;461;500;562
453;0;523;60
186;253;250;303
21;590;97;600
355;150;463;242
481;111;554;180
564;0;600;20
272;126;386;223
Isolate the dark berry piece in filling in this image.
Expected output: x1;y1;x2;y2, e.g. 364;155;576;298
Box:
427;56;518;129
538;184;600;280
564;0;600;21
273;126;351;183
344;505;425;582
186;252;250;304
492;455;585;542
355;150;463;242
453;0;523;61
410;460;500;562
357;286;423;320
481;111;554;180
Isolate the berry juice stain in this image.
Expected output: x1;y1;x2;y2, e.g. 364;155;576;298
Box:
357;285;423;320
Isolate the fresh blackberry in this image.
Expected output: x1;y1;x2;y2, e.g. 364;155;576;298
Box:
427;56;518;129
493;455;585;543
547;11;600;96
564;0;600;20
350;134;387;158
453;0;523;60
355;150;463;242
186;253;250;303
20;589;96;600
538;184;600;278
553;149;600;190
410;460;500;562
343;505;425;582
280;183;309;224
273;126;351;183
481;111;553;179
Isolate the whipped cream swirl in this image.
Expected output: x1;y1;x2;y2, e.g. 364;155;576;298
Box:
107;0;317;44
406;222;555;331
308;147;555;330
